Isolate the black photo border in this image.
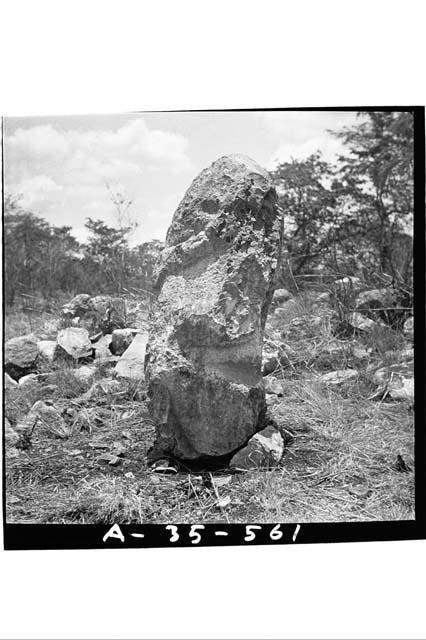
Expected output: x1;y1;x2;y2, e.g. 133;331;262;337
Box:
2;105;425;550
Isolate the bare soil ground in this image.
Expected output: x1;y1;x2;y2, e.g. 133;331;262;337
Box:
4;293;415;524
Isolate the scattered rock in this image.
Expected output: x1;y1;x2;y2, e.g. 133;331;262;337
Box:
62;294;127;334
38;318;62;340
111;328;134;356
369;361;413;386
398;347;414;362
355;287;396;323
16;400;70;439
61;293;92;320
4;372;18;390
5;334;39;380
56;327;94;360
37;340;57;362
348;484;372;498
367;361;414;404
89;331;103;343
90;296;127;333
263;376;283;396
271;288;292;306
394;454;412;473
388;375;414;403
262;344;280;376
229;425;284;470
92;334;113;360
403;316;414;342
97;452;122;466
346;312;384;332
18;373;39;389
145;154;282;460
114;332;149;380
318;369;358;385
333;276;363;295
212;475;232;487
313;340;352;369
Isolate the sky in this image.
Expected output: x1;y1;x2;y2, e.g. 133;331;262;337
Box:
3;110;359;246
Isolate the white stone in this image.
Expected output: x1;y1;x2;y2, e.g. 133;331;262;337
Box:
229;425;284;470
347;312;384;332
57;327;93;359
264;376;283;396
319;369;358;385
114;332;149;380
18;373;39;388
37;340;57;362
4;372;18;389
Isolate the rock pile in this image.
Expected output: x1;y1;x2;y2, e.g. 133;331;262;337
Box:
145;154;283;462
61;294;127;334
4;293;147;385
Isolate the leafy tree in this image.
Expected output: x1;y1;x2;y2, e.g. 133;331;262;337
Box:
332;111;414;284
82;218;131;293
270;152;343;283
4;195;81;304
271;111;414;294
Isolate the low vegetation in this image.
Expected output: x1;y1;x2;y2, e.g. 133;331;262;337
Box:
5;287;414;524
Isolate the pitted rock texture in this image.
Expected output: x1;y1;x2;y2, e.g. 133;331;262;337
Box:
5;334;39;380
145;154;283;461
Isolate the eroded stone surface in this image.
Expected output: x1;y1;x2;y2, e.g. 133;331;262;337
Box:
229;425;284;470
16;401;69;439
5;334;39;380
56;327;93;360
62;294;127;334
145;154;282;460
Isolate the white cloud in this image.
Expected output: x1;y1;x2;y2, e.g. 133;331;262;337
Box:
5;118;192;186
268;134;348;169
7;174;63;208
4;116;193;239
262;111;361;170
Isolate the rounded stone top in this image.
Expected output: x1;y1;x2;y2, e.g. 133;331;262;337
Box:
166;154;275;247
207;154;271;180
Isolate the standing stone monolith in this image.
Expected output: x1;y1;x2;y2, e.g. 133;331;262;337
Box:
145;154;283;461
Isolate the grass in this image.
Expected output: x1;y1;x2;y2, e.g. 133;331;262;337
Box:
4;290;415;524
